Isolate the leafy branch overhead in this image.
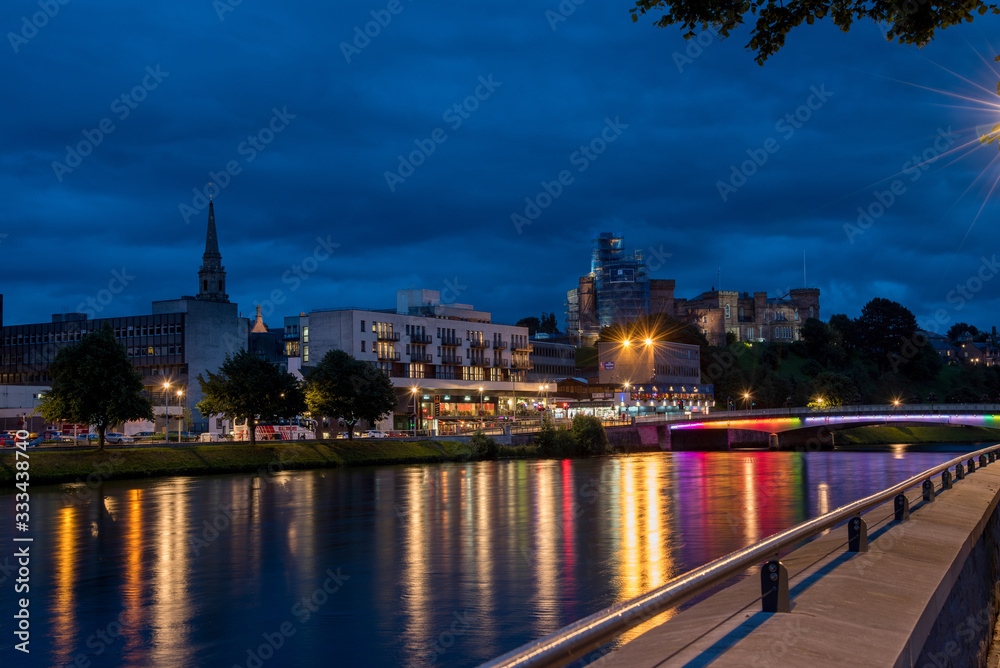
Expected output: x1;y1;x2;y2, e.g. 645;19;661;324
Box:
629;0;999;64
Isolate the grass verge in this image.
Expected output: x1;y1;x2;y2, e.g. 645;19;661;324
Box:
836;425;1000;445
0;439;502;488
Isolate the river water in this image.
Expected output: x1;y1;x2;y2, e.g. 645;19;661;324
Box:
0;444;982;667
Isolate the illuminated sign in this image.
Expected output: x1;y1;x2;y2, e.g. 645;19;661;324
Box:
609;268;634;283
602;361;615;370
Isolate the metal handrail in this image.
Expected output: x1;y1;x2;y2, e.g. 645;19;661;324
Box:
480;443;1000;668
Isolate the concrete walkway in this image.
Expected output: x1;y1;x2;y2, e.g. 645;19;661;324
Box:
593;461;1000;667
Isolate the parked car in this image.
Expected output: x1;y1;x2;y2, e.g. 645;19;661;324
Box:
387;431;408;437
105;433;134;444
0;434;14;447
366;430;388;439
133;431;156;439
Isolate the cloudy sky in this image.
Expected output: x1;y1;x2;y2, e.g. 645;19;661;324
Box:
4;1;1000;336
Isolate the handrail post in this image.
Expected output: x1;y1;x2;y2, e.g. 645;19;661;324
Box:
761;560;789;613
922;479;935;503
942;469;953;490
894;494;909;522
979;454;988;469
956;463;965;480
968;458;977;473
990;451;996;464
848;515;867;552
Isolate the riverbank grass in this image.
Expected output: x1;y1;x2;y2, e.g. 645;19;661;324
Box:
836;424;1000;445
0;439;493;487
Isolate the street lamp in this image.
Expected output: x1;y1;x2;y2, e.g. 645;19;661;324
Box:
411;387;418;437
163;381;170;440
176;389;184;442
479;386;484;430
817;396;824;410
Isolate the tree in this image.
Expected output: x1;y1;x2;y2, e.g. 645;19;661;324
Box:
828;313;858;352
854;298;917;373
539;312;559;335
947;323;978;341
196;349;306;447
305;350;398;441
629;0;998;65
800;318;832;362
515;316;541;336
35;325;153;450
809;372;858;406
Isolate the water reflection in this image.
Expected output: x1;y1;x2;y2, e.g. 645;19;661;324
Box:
0;446;974;667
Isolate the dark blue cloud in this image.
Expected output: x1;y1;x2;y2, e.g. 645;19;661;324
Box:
3;0;1000;335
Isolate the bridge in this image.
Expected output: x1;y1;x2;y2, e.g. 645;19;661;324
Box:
645;403;1000;450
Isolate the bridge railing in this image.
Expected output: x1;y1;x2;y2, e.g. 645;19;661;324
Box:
479;443;1000;668
701;403;1000;420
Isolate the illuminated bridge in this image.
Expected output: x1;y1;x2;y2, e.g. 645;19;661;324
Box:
640;403;1000;450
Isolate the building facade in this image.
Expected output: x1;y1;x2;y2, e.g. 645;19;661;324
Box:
288;288;536;433
672;288;820;347
565;232;650;346
527;337;577;382
564;231;820;348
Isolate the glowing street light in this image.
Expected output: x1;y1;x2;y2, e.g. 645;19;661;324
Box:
163;381;170;440
176;388;184;442
411;387;419;437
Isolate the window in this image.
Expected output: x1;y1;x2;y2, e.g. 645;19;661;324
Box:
361;341;366;352
724;304;730;319
303;327;309;343
809;307;814;318
303;346;309;362
361;320;365;332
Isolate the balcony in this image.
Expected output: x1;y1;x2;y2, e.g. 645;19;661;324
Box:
440;356;463;365
494;358;509;367
410;333;432;344
377;351;401;361
441;337;462;347
512;360;532;369
493;341;508;350
469;340;490;349
469;357;490;366
512;342;531;352
410;354;432;363
376;331;400;342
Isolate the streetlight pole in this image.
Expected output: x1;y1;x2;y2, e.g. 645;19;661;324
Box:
176;389;184;442
163;381;170;440
411;387;418;437
479;386;484;431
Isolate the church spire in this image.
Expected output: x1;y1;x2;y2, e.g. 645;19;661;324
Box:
198;201;229;302
204;199;221;259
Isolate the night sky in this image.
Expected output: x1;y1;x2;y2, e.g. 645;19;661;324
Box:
5;1;1000;336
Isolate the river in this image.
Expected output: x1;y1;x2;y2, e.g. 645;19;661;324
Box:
0;444;982;667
